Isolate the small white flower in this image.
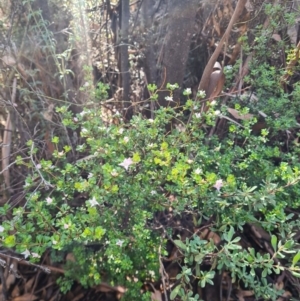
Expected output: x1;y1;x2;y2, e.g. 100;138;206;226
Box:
197;90;206;99
211;100;217;106
214;110;221;116
73;117;78;122
81;128;88;134
88;173;93;179
124;136;129;143
150;190;157;195
80;111;86;116
46;197;53;205
194;168;202;175
83;82;90;87
88;196;99;207
64;224;69;229
52;240;57;245
21;249;31;259
36;164;41;169
118;128;124;134
148;119;154;123
0;226;4;233
165;96;173;101
213;179;223;191
119;158;133;171
31;252;40;258
224;65;232;71
58;151;64;156
111;170;118;177
187;159;193;164
195;113;201;118
184;88;192;95
116;239;124;247
24;182;30;188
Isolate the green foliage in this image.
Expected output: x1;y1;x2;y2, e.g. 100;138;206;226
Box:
1;2;300;301
1;81;300;299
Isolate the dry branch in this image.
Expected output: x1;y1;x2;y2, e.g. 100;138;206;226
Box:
2;78;17;195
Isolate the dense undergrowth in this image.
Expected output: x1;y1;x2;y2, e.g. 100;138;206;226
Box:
1;1;300;300
2;83;300;300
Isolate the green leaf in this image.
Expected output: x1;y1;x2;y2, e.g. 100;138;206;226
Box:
292;252;300;266
200;279;206;288
284;240;294;249
291;271;300;278
273;267;281;274
174;240;187;251
247;186;257;192
170;284;181;300
195;264;201;277
4;235;16;248
94;226;106;240
226;243;242;250
206;271;215;279
262;268;268;277
249;248;255;257
52;136;59;144
226;226;235;242
231;236;241;243
271;235;277;251
195;254;204;263
206;279;214;285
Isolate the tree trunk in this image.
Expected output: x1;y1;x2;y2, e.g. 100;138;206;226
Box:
140;0;157;117
120;0;131;119
157;0;199;107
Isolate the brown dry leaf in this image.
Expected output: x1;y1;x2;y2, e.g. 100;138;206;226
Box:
151;288;162;301
24;277;35;293
212;15;221;37
95;283;126;294
95;283;115;293
115;285;127;294
2;55;16;66
236;289;254;301
43;103;55;121
272;33;282;42
227;108;253;120
66;252;75;262
70;293;84;301
276;291;292;301
12;293;39;301
6;273;16;289
11;285;20;298
245;0;254;11
0;274;16;294
249;223;270;241
200;229;221;245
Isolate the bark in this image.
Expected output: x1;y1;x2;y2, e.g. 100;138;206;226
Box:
157;0;199;107
120;0;131;119
141;0;157;86
141;0;157;117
